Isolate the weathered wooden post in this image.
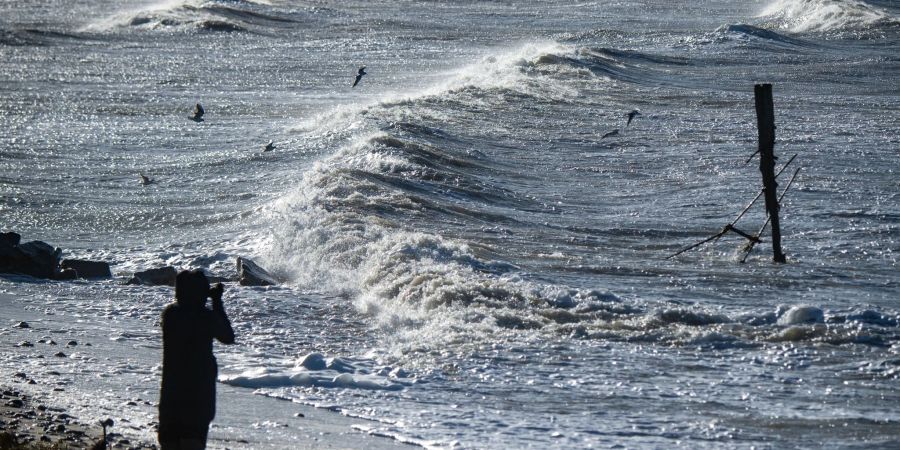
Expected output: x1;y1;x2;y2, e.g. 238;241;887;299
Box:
753;83;786;263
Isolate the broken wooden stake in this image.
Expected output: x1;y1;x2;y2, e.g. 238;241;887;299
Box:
740;167;801;263
754;83;786;263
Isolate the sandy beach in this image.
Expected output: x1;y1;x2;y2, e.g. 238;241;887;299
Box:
0;288;414;449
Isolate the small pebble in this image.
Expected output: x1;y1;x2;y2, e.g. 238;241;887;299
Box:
66;340;77;346
18;341;33;347
54;351;66;358
53;388;64;392
13;372;26;379
27;379;36;385
14;321;30;329
47;371;60;376
295;412;305;418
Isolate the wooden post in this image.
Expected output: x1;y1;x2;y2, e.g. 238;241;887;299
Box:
754;84;786;263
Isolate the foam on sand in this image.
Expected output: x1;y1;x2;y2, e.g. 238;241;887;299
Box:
220;353;409;391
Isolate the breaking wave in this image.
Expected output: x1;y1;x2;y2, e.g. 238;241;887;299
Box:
84;0;296;33
759;0;899;33
259;42;900;356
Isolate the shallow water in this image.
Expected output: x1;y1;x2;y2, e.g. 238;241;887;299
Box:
1;0;899;448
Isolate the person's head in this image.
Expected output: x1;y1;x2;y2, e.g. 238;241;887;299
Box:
175;269;209;308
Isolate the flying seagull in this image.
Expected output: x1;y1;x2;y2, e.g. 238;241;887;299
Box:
190;103;204;122
625;109;641;127
264;140;276;152
352;66;366;88
601;129;620;139
139;172;153;185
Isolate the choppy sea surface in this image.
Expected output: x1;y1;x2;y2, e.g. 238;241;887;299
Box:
1;0;899;448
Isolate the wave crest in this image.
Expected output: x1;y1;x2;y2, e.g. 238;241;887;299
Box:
759;0;899;33
84;0;293;33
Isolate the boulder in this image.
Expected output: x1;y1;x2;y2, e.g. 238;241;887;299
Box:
0;240;61;279
236;257;277;286
0;232;20;247
60;259;112;279
51;268;77;281
126;266;177;286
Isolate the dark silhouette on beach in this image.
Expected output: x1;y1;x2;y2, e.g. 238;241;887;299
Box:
158;270;235;450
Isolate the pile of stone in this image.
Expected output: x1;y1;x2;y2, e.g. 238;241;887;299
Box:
1;231;280;287
0;232;110;280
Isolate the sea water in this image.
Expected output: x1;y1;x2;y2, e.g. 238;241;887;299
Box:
1;0;898;448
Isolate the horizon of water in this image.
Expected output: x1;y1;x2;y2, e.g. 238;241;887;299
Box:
1;0;899;448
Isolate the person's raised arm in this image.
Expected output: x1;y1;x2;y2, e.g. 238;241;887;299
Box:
209;283;235;344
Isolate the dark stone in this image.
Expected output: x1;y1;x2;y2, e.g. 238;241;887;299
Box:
53;351;66;358
17;341;33;347
13;372;26;378
126;266;177;286
236;257;277;286
0;240;62;278
6;399;24;408
14;321;29;328
0;239;59;279
66;340;77;346
0;232;20;247
52;268;78;280
60;259;112;278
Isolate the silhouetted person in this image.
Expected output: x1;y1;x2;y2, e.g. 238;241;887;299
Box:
158;270;235;450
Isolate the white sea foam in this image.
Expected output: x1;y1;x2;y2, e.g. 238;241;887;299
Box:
220;353;408;391
760;0;898;32
83;0;266;32
777;305;825;325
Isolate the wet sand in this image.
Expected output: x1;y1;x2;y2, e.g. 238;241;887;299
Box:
0;288;414;449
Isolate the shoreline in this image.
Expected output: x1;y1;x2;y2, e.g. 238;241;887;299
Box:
1;287;416;450
0;383;149;449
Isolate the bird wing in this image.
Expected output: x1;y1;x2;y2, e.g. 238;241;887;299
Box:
352;75;362;87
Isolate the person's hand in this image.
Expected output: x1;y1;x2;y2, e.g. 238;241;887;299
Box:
209;283;224;302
